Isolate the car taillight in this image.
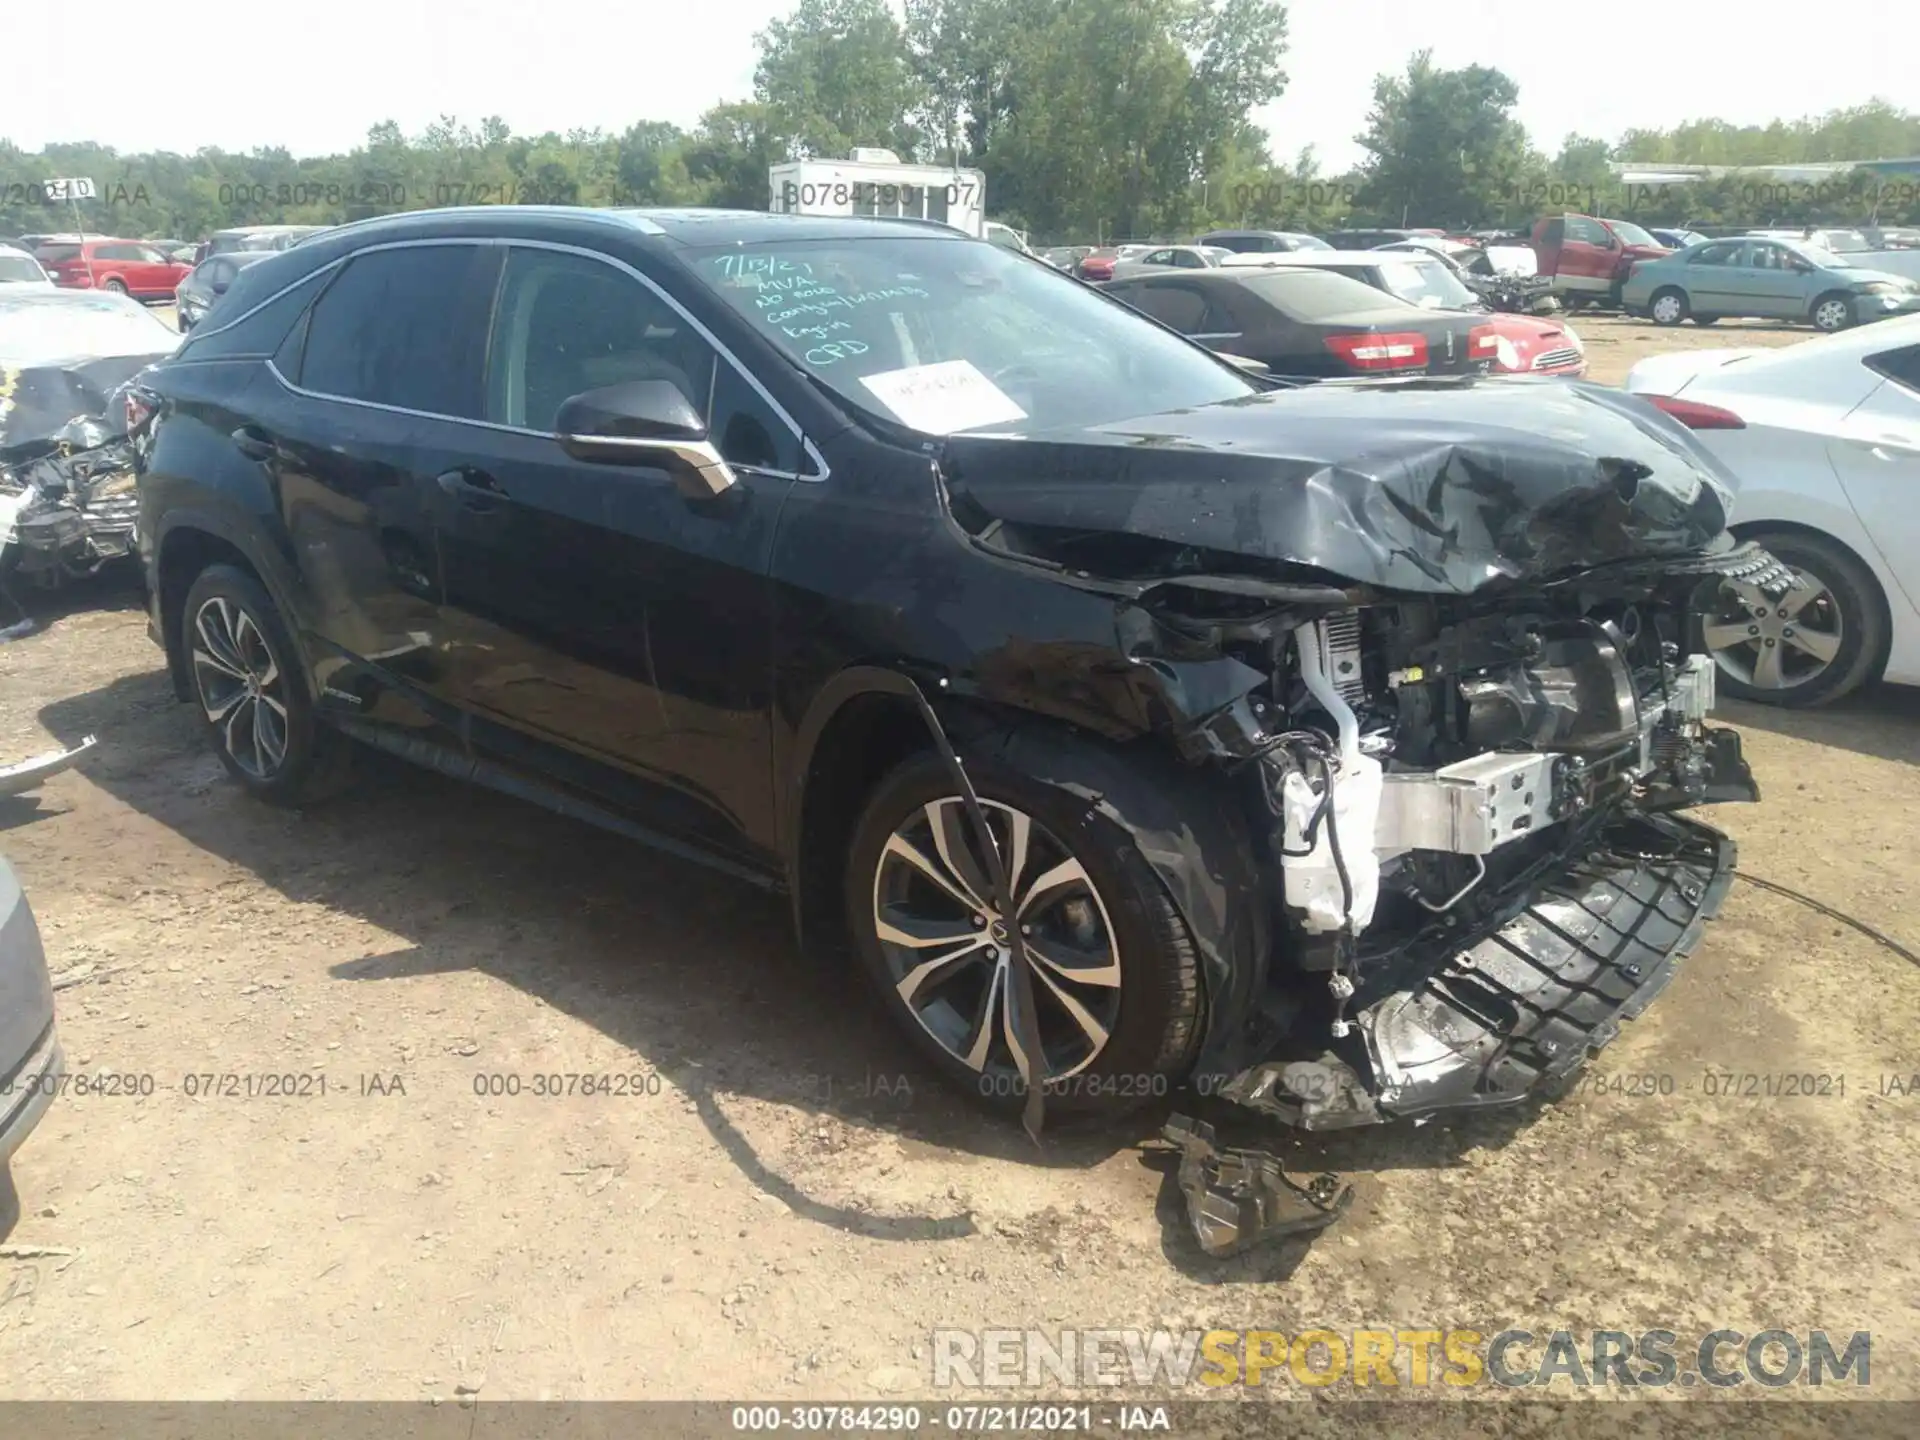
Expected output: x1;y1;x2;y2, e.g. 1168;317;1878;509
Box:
1323;332;1429;371
1467;324;1499;359
1644;394;1745;429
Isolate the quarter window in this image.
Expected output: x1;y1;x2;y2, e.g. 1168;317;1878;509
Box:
1867;344;1920;394
296;244;493;418
485;247;800;473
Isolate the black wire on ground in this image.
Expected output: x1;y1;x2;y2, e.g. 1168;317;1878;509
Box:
1735;870;1920;969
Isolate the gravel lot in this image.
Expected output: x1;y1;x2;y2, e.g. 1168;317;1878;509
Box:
4;315;1918;1414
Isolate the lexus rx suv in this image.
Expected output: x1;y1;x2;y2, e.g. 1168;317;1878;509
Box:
131;206;1764;1130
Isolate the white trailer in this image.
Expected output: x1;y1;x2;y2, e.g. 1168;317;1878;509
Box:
769;151;986;239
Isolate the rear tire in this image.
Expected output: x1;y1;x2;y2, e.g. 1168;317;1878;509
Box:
1702;530;1884;707
101;277;128;295
181;565;353;805
1650;288;1689;326
844;750;1203;1120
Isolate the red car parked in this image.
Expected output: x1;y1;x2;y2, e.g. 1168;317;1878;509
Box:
34;239;191;301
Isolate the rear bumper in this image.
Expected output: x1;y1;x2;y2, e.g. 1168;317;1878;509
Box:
0;1022;63;1166
1216;812;1736;1129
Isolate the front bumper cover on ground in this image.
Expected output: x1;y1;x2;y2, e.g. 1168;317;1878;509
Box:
1214;812;1738;1130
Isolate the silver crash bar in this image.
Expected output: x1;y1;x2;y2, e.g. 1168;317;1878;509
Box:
1375;656;1714;857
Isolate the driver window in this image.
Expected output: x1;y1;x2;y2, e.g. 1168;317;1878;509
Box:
488;247;799;472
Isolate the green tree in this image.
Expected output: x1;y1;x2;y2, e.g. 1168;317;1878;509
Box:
1352;50;1532;227
753;0;922;159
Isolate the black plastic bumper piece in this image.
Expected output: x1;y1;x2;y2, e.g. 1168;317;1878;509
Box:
1163;1115;1353;1256
1220;812;1737;1129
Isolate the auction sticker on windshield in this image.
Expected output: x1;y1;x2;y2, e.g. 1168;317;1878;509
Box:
859;360;1027;434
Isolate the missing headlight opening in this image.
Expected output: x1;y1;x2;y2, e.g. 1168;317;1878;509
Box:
1131;546;1771;1136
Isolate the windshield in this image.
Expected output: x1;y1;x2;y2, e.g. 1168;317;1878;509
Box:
0;253;47;283
1606;220;1659;248
685;236;1256;435
0;294;180;363
1364;259;1478;310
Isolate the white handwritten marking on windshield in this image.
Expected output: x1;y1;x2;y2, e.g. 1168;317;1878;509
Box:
712;255;815;278
805;339;872;366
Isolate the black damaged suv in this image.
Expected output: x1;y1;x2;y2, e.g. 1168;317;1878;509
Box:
131;207;1766;1129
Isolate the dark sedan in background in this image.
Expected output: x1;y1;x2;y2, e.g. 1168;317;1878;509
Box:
174;250;273;332
1103;265;1498;378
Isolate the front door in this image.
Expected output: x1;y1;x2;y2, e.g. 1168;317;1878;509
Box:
436;243;801;865
1553;213;1616;298
1743;241;1813;319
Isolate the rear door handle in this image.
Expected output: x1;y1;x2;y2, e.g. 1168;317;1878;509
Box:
231;426;279;462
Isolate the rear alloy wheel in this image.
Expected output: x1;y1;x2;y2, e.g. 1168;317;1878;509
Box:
1650;288;1689;326
845;752;1202;1118
182;565;352;804
1812;293;1855;333
1701;532;1884;706
101;277;128;295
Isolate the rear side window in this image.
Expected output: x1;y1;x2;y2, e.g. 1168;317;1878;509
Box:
296;244;494;419
1689;243;1740;266
1867;345;1920;394
179;264;330;359
1113;282;1210;332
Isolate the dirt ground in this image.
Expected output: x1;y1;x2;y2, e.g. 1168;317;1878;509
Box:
4;315;1919;1412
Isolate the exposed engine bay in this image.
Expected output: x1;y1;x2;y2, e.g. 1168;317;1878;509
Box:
1125;540;1777;1130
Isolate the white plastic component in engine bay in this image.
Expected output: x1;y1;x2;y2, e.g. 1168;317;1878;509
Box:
1281;755;1384;935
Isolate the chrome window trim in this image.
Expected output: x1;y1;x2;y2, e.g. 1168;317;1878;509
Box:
235;233;826;483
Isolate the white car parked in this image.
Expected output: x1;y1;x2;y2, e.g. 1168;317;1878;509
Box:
0;244;53;285
1625;313;1920;705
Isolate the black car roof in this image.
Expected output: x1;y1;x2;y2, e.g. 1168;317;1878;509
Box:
308;206;971;250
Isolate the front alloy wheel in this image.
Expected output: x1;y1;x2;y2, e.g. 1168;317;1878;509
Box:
872;796;1122;1082
1812;295;1854;332
846;751;1204;1118
192;596;289;780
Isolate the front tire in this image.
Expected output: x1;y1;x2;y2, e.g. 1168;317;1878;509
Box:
1811;292;1854;333
844;750;1203;1119
1700;531;1885;707
1649;288;1689;326
181;565;352;804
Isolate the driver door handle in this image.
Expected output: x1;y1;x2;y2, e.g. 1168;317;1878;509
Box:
436;467;507;510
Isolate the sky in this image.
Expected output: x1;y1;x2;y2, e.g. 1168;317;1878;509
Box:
3;0;1916;170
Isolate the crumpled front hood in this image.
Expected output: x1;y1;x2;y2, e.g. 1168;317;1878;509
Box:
0;353;164;465
940;376;1738;594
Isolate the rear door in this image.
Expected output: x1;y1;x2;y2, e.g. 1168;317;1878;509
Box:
1829;342;1920;612
1680;240;1745;313
250;239;500;745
